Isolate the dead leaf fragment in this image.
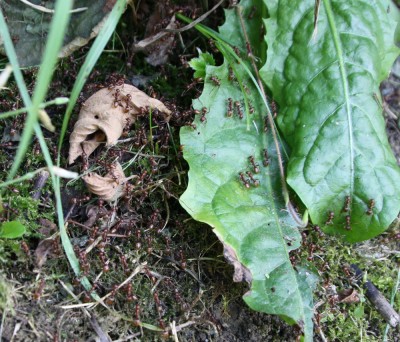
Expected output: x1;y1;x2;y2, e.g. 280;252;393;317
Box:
35;239;56;268
338;288;360;304
223;243;252;284
68;84;171;164
82;162;128;202
35;219;58;268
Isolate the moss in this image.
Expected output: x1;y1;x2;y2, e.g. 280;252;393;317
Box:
299;229;400;340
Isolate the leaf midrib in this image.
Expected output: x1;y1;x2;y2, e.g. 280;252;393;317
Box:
322;0;354;198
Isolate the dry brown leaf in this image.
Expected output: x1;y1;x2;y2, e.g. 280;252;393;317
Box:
82;162;128;202
35;239;56;268
68;84;171;164
338;288;360;304
35;219;58;268
222;242;252;283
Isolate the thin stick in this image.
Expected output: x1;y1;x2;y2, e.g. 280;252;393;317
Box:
351;264;400;327
163;0;225;33
20;0;87;13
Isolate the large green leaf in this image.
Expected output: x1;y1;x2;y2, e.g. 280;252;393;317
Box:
180;2;317;339
180;60;317;340
261;0;400;242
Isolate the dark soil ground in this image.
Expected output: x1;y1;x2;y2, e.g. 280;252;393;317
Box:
0;1;399;341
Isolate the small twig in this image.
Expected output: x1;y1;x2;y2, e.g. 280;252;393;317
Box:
383;266;400;341
170;321;179;342
313;317;327;342
163;0;225;33
170;320;196;332
112;332;142;342
20;0;87;13
351;264;400;327
89;315;112;342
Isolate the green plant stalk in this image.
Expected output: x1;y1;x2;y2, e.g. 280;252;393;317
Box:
0;98;69;120
0;168;46;188
4;0;73;181
57;0;129;164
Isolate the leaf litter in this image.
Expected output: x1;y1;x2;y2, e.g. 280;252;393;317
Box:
68;84;171;164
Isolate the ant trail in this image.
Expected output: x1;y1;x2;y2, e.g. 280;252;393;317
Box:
236;6;305;227
227;61;252;130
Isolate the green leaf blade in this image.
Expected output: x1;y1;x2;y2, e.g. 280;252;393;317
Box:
262;0;400;242
180;61;316;340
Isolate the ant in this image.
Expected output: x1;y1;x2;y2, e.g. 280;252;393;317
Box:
234;101;243;119
246;171;260;187
264;116;269;132
345;215;351;230
271;100;278;118
227;98;233;117
182;78;203;96
210;76;221;87
233;46;241;61
186;122;197;129
325;211;334;225
113;88;122;107
263;149;269;167
248;155;260;173
239;172;250;189
33;278;46;301
208;39;219;53
313;225;324;237
248;5;256;19
200;107;208;123
228;67;236;82
342;195;351;212
248;102;255;114
366;199;375;215
245;42;252;58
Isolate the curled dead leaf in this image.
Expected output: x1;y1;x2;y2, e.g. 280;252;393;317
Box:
82;162;128;202
68;84;171;164
338;288;360;304
223;243;252;284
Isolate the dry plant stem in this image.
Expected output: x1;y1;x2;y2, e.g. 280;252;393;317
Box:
163;0;225;33
101;263;145;302
313;317;327;342
89;315;112;342
351;264;400;327
20;0;87;13
32;170;50;200
236;6;305;227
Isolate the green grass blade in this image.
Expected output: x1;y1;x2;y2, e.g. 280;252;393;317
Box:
0;1;93;291
57;0;129;163
0;98;69;120
2;0;73;181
